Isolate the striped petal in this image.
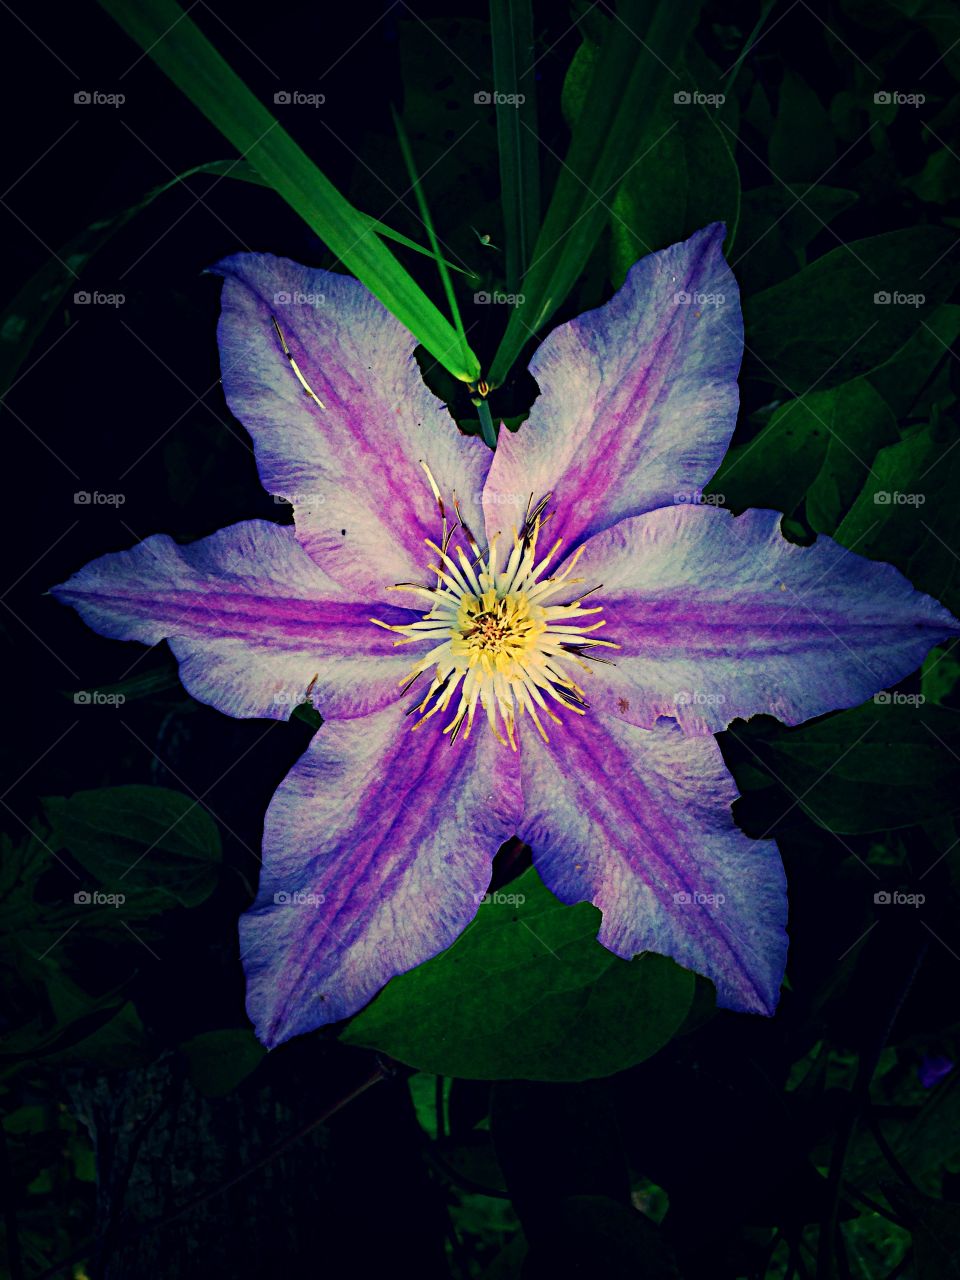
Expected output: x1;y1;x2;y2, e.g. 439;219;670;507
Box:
51;520;411;720
240;702;522;1045
574;504;960;734
213;253;491;595
482;224;741;554
518;713;788;1016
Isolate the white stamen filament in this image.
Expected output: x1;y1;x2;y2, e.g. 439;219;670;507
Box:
371;469;618;750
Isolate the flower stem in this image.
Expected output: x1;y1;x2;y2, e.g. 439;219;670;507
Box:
477;399;498;449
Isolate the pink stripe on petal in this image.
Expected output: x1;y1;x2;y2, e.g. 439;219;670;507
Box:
483;224;741;554
212;254;491;597
240;702;522;1045
574;505;960;734
51;520;411;721
518;714;788;1016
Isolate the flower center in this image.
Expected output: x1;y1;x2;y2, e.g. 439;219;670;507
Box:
371;465;617;750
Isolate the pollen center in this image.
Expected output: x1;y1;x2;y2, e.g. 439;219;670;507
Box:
371;466;618;750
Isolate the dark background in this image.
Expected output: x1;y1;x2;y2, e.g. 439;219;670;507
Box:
2;1;960;1277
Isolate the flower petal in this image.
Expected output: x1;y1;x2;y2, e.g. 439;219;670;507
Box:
239;703;522;1046
575;504;960;734
518;714;788;1016
51;520;412;720
212;253;491;594
482;224;741;552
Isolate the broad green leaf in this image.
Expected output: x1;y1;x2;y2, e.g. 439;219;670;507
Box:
805;383;898;533
43;785;222;909
922;644;960;705
560;35;599;127
835;421;960;613
708;378;897;529
734;184;858;293
487;0;703;387
743;227;960;390
179;1029;267;1096
905;149;960;205
490;0;540;295
42;1001;148;1069
868;303;960;418
342;866;695;1081
850;1069;960;1186
746;702;960;834
610;97;740;285
884;1187;960;1280
98;0;480;382
768;72;834;182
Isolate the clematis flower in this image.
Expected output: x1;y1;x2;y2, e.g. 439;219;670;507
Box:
52;224;958;1048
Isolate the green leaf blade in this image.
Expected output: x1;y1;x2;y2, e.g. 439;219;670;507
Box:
490;0;540;294
342;866;696;1081
97;0;480;382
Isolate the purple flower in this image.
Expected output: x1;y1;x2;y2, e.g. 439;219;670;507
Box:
919;1054;954;1088
52;225;958;1048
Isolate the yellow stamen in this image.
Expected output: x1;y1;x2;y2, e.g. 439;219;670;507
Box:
373;479;617;749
